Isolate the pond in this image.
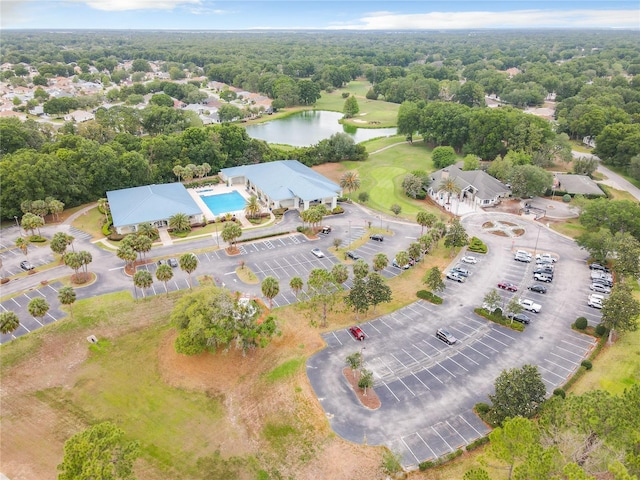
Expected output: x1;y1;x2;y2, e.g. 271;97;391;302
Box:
244;110;398;147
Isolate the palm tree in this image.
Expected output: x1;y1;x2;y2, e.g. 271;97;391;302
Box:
221;222;242;250
117;246;137;270
27;297;49;323
0;311;20;335
137;223;157;239
289;277;304;298
21;213;44;237
15;237;31;258
50;232;75;256
133;235;152;261
244;196;261;220
58;286;77;319
173;165;184;182
339;171;361;198
48;199;65;222
63;252;83;283
179;253;198;289
261;276;280;308
416;211;437;235
156;264;174;295
97;198;110;223
168;212;191;233
78;250;92;282
439;177;461;205
133;270;153;299
373;253;389;272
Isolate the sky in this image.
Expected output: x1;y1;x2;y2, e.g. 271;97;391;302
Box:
1;0;639;31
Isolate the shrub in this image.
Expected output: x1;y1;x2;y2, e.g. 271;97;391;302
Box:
475;402;491;414
29;235;46;243
358;191;370;203
341;92;350;98
562;194;571;203
416;290;443;304
446;449;463;461
415;191;426;200
102;222;112;236
553;388;566;398
466;436;489;451
581;359;593;370
595;324;608;337
575;317;588;330
332;206;344;214
468;236;488;254
107;233;125;241
418;461;435;471
337;196;349;202
271;207;288;216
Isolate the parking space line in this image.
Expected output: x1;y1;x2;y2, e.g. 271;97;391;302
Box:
432;426;454;453
368;322;381;333
412;344;432;358
401;349;420;364
549;352;580;370
330;331;343;346
410;371;430;391
555;345;585;359
396;377;416;396
415;431;437;460
455;350;479;366
490;328;516;341
447;357;469;372
460;414;483;437
537;364;566;379
423;367;443;384
46;312;56;321
473;338;499;353
31;316;44;327
400;436;422;463
11;298;22;307
438;362;457;378
445;420;467;445
378;378;400;401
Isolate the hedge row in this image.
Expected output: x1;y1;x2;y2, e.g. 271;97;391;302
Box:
474;307;525;332
416;290;443;304
467;236;488;254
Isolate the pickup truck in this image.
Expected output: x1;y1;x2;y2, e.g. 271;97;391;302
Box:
519;298;542;313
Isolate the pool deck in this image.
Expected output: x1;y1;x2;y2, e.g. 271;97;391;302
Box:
188;184;253;228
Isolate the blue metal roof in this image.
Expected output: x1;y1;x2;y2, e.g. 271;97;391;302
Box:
107;183;202;228
221;160;341;201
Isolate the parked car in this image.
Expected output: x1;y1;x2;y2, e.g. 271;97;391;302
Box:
346;251;361;260
515;250;532;258
534;265;554;274
369;234;384;242
349;326;366;341
589;263;610;272
19;260;35;271
446;271;466;283
535;253;557;263
514;253;531;263
528;284;547;294
533;273;553;283
320;226;332;234
507;312;531;324
157;259;167;266
168;258;179;267
519;298;542;313
591;277;613;288
590;283;611;294
461;255;478;264
311;248;325;258
588;294;604;309
452;265;469;277
392;258;410;269
498;281;518;292
436;328;458;345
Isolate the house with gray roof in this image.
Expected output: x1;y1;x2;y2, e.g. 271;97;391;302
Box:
554;173;604;196
107;183;204;234
428;163;511;208
220;160;342;211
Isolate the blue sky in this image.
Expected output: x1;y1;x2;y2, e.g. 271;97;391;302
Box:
2;0;639;30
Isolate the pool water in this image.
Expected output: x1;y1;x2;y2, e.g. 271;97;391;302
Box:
200;191;247;216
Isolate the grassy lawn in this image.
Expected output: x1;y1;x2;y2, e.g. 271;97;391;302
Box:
548;218;587;239
314;80;400;128
71;206;105;239
598;184;638;201
340;141;446;219
601;164;640;190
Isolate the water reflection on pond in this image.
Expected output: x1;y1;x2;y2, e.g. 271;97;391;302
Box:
244;110;397;147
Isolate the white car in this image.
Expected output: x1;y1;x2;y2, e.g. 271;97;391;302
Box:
519;298;542;313
446;271;466;283
461;255;478;264
588;294;604;309
535;253;557;263
311;248;325;258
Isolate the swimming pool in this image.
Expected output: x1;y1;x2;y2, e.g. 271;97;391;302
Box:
200;191;247;216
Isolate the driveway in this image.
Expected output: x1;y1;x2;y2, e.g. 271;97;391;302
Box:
306;211;598;469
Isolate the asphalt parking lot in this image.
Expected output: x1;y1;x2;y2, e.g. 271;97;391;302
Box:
307;212;599;468
0;281;65;343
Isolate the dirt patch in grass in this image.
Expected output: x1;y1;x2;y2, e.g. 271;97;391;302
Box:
501;221;517;227
512;228;525;236
342;367;381;410
482;222;494;228
490;230;508;237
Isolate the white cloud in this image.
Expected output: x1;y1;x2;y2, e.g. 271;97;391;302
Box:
69;0;201;12
329;9;640;29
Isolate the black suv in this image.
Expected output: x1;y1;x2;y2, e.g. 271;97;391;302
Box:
507;312;531;324
369;234;384;242
528;284;547;294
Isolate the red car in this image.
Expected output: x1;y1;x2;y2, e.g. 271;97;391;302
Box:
349;326;366;341
498;282;518;292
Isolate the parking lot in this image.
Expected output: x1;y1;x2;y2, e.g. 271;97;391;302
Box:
307;212;599;468
0;282;65;344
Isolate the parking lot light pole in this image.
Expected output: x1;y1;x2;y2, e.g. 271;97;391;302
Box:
214;222;220;248
14;216;22;236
